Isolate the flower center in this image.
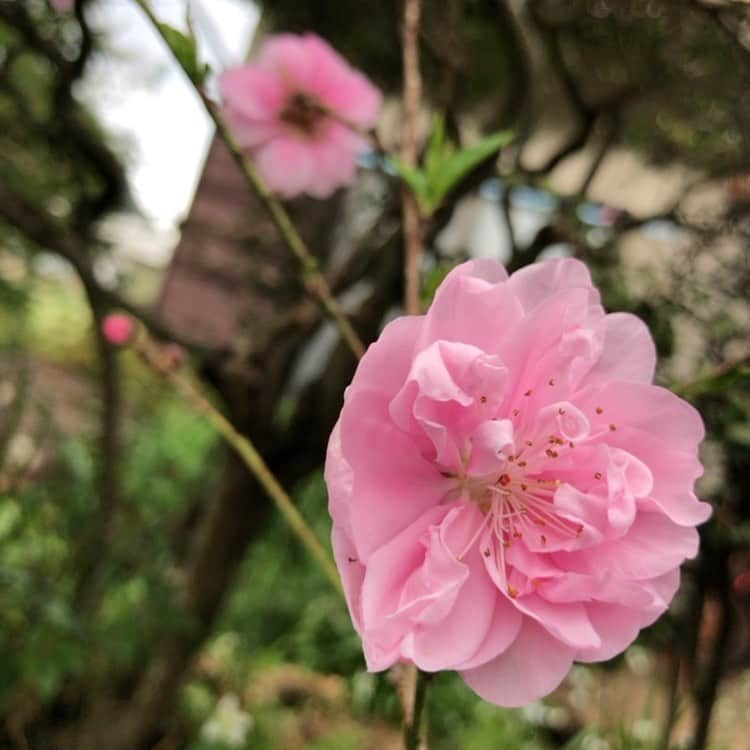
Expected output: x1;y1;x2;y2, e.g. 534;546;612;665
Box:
455;440;583;598
279;91;327;137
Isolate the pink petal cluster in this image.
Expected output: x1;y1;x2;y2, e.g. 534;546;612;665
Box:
219;34;382;199
326;258;711;707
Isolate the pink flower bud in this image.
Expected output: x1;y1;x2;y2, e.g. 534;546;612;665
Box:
102;314;135;346
51;0;75;12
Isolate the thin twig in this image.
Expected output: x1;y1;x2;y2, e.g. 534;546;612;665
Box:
522;1;635;179
401;0;424;315
659;646;681;750
133;0;365;359
133;328;344;595
403;669;431;750
579;113;619;198
398;4;427;737
673;352;750;399
691;550;732;750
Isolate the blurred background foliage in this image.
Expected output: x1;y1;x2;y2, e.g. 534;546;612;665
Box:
1;0;750;749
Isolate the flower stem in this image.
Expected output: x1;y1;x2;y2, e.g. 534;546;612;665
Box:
403;669;431;750
399;5;428;745
134;329;343;596
132;0;365;361
400;0;424;316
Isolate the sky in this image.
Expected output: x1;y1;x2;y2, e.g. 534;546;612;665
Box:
79;0;259;230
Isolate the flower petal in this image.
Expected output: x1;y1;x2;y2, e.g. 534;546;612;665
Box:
453;593;523;670
359;505;455;670
507;257;597;313
460;618;574;707
255;137;316;197
350;315;423;399
341;389;449;560
219;65;285;121
418;261;523;355
410;505;502;670
576;602;644;662
585;313;656;385
300;35;382;126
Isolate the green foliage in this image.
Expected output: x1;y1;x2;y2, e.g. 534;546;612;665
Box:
676;362;750;401
158;22;210;86
0;390;219;708
24;275;95;365
219;472;362;676
393;116;513;217
0;17;123;224
0;441;93;708
563;725;658;750
428;673;550;750
304;729;366;750
124;395;217;519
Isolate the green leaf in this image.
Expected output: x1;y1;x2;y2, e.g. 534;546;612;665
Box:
0;500;21;539
423;115;453;179
158;23;210;86
392;124;514;217
390;157;429;204
425;129;514;212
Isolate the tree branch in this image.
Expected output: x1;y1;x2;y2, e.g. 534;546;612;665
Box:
401;0;424;315
522;1;634;178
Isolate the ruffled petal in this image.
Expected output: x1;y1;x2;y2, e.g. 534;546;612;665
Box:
507;257;598;313
554;510;699;580
359;505;449;670
410;505;501;670
576;602;644;662
417;261;523;355
453;594;523;670
585;312;656;385
511;595;600;651
349;315;423;399
341;389;449;560
461;618;574;707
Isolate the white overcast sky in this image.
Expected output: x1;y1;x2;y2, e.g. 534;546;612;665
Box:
79;0;259;229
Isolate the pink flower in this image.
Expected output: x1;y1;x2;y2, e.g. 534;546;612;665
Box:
50;0;75;12
325;258;711;707
219;34;382;199
102;314;135;346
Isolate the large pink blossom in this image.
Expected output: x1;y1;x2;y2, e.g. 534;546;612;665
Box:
325;258;711;707
219;34;381;199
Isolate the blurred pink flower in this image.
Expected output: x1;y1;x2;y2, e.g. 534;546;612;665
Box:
326;258;711;707
50;0;75;12
102;314;135;346
219;33;381;199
